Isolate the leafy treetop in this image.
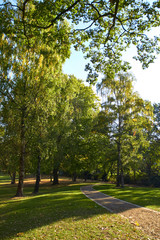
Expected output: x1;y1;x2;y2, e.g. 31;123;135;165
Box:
0;0;160;83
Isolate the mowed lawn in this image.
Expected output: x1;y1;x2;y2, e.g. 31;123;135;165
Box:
0;176;155;240
94;184;160;212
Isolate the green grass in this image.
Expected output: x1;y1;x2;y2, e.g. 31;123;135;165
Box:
94;184;160;212
0;174;11;183
0;177;153;240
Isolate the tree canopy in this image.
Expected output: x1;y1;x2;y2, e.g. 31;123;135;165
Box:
0;0;160;194
0;0;160;82
97;72;153;186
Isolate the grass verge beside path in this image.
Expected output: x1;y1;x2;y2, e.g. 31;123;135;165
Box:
0;177;153;240
94;184;160;212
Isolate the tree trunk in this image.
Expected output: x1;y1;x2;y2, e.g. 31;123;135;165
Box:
120;164;124;188
15;109;26;197
11;172;16;184
117;114;122;187
50;175;53;182
33;154;41;194
116;142;121;187
102;171;107;182
72;172;77;182
52;168;59;185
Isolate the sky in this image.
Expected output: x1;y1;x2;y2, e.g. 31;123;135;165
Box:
63;45;160;104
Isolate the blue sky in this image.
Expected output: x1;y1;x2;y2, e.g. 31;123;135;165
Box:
63;41;160;104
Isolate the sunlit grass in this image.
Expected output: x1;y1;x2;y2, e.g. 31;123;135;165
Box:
0;176;152;240
94;184;160;211
0;174;11;184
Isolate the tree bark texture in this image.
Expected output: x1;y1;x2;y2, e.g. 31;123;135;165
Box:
116;142;121;187
33;154;41;194
72;172;77;182
52;135;62;185
52;168;59;185
11;172;16;184
120;164;124;188
15;108;26;197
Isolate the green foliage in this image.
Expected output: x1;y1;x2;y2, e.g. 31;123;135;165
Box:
0;4;71;195
0;1;160;83
0;0;160;192
97;72;153;186
59;76;100;179
137;103;160;186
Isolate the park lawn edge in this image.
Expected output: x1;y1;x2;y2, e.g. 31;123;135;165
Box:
94;183;160;212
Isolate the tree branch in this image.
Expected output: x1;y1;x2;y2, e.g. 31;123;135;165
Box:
73;12;114;33
104;0;120;44
32;0;81;29
21;0;31;47
0;2;22;11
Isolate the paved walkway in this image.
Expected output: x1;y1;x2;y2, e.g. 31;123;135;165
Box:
81;185;160;239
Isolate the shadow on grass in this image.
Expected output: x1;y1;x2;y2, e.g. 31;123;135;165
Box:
1;181;159;240
94;184;160;211
0;182;108;240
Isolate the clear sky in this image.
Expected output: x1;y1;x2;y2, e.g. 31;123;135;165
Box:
63;45;160;104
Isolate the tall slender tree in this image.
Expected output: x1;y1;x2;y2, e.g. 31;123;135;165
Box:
0;17;71;196
97;72;153;187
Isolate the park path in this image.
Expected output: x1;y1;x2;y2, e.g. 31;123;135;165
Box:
81;185;160;239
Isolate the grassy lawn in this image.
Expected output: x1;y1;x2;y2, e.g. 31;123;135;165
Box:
0;176;153;240
94;184;160;212
0;174;11;183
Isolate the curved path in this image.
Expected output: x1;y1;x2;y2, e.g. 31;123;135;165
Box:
81;185;160;239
